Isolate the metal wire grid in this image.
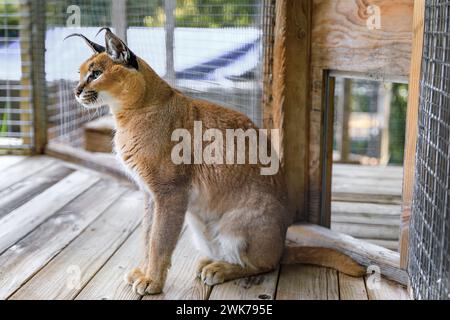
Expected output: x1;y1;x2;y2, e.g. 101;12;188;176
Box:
46;0;111;147
45;0;273;148
0;0;34;151
409;0;450;300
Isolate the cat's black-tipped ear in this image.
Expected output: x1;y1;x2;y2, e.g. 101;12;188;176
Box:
96;27;139;70
64;34;105;54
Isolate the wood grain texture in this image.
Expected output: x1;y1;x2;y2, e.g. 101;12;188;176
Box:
312;0;413;76
308;0;413;223
144;228;211;300
11;190;142;300
0;156;54;191
272;0;311;222
0;180;127;299
365;276;410;300
0;171;101;254
332;201;401;217
276;264;338;300
333;163;404;179
331;222;399;240
400;0;425;269
0;156;26;171
46;142;126;180
338;273;368;300
75;228;143;300
0;165;74;219
83;116;115;153
209;268;279;300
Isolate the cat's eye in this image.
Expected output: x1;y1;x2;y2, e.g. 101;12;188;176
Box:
91;70;102;80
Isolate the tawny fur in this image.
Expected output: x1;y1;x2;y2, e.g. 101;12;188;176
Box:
73;30;356;296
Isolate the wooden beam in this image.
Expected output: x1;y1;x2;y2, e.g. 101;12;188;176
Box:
283;223;409;285
164;0;176;81
272;0;311;222
111;0;128;42
399;0;425;269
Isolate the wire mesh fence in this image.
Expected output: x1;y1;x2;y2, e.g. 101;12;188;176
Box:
0;0;34;152
44;0;274;149
409;0;450;300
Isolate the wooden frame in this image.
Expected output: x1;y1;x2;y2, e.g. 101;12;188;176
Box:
268;0;419;286
399;0;426;269
271;0;312;222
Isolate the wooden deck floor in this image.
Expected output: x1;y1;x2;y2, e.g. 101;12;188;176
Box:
0;156;409;300
331;164;403;250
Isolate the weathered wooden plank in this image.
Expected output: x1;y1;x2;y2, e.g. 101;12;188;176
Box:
362;239;399;251
0;171;100;254
326;268;340;300
46;143;126;180
332;201;401;217
332;177;402;196
0;180;127;300
331;214;400;226
286;224;408;285
0;156;26;171
365;276;410;300
209;268;279;300
144;228;211;300
333;164;403;180
0;156;55;191
276;265;338;300
400;0;425;269
0;165;74;219
338;273;368;300
84;116;114;153
331;222;399;240
332;193;402;205
311;0;413;76
11;190;142;300
75;227;143;300
272;0;311;222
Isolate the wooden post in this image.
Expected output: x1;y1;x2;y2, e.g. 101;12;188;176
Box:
400;0;425;269
379;83;393;165
19;1;33;152
111;0;127;42
164;0;176;81
340;79;352;163
20;0;47;154
262;0;276;129
272;0;312;222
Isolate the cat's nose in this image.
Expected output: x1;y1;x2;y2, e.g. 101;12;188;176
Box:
75;86;83;97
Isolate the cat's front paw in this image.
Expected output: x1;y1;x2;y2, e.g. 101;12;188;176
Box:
124;267;144;285
124;267;163;295
132;275;163;296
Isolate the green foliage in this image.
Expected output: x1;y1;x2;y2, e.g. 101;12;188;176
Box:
174;0;258;28
0;2;20;38
44;0;258;28
388;84;408;164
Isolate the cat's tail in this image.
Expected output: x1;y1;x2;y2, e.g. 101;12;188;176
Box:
282;245;366;277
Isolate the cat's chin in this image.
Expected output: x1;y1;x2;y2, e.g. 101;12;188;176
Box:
75;96;102;109
81;102;103;109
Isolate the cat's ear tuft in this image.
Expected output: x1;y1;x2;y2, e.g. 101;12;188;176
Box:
64;34;105;54
97;27;139;70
